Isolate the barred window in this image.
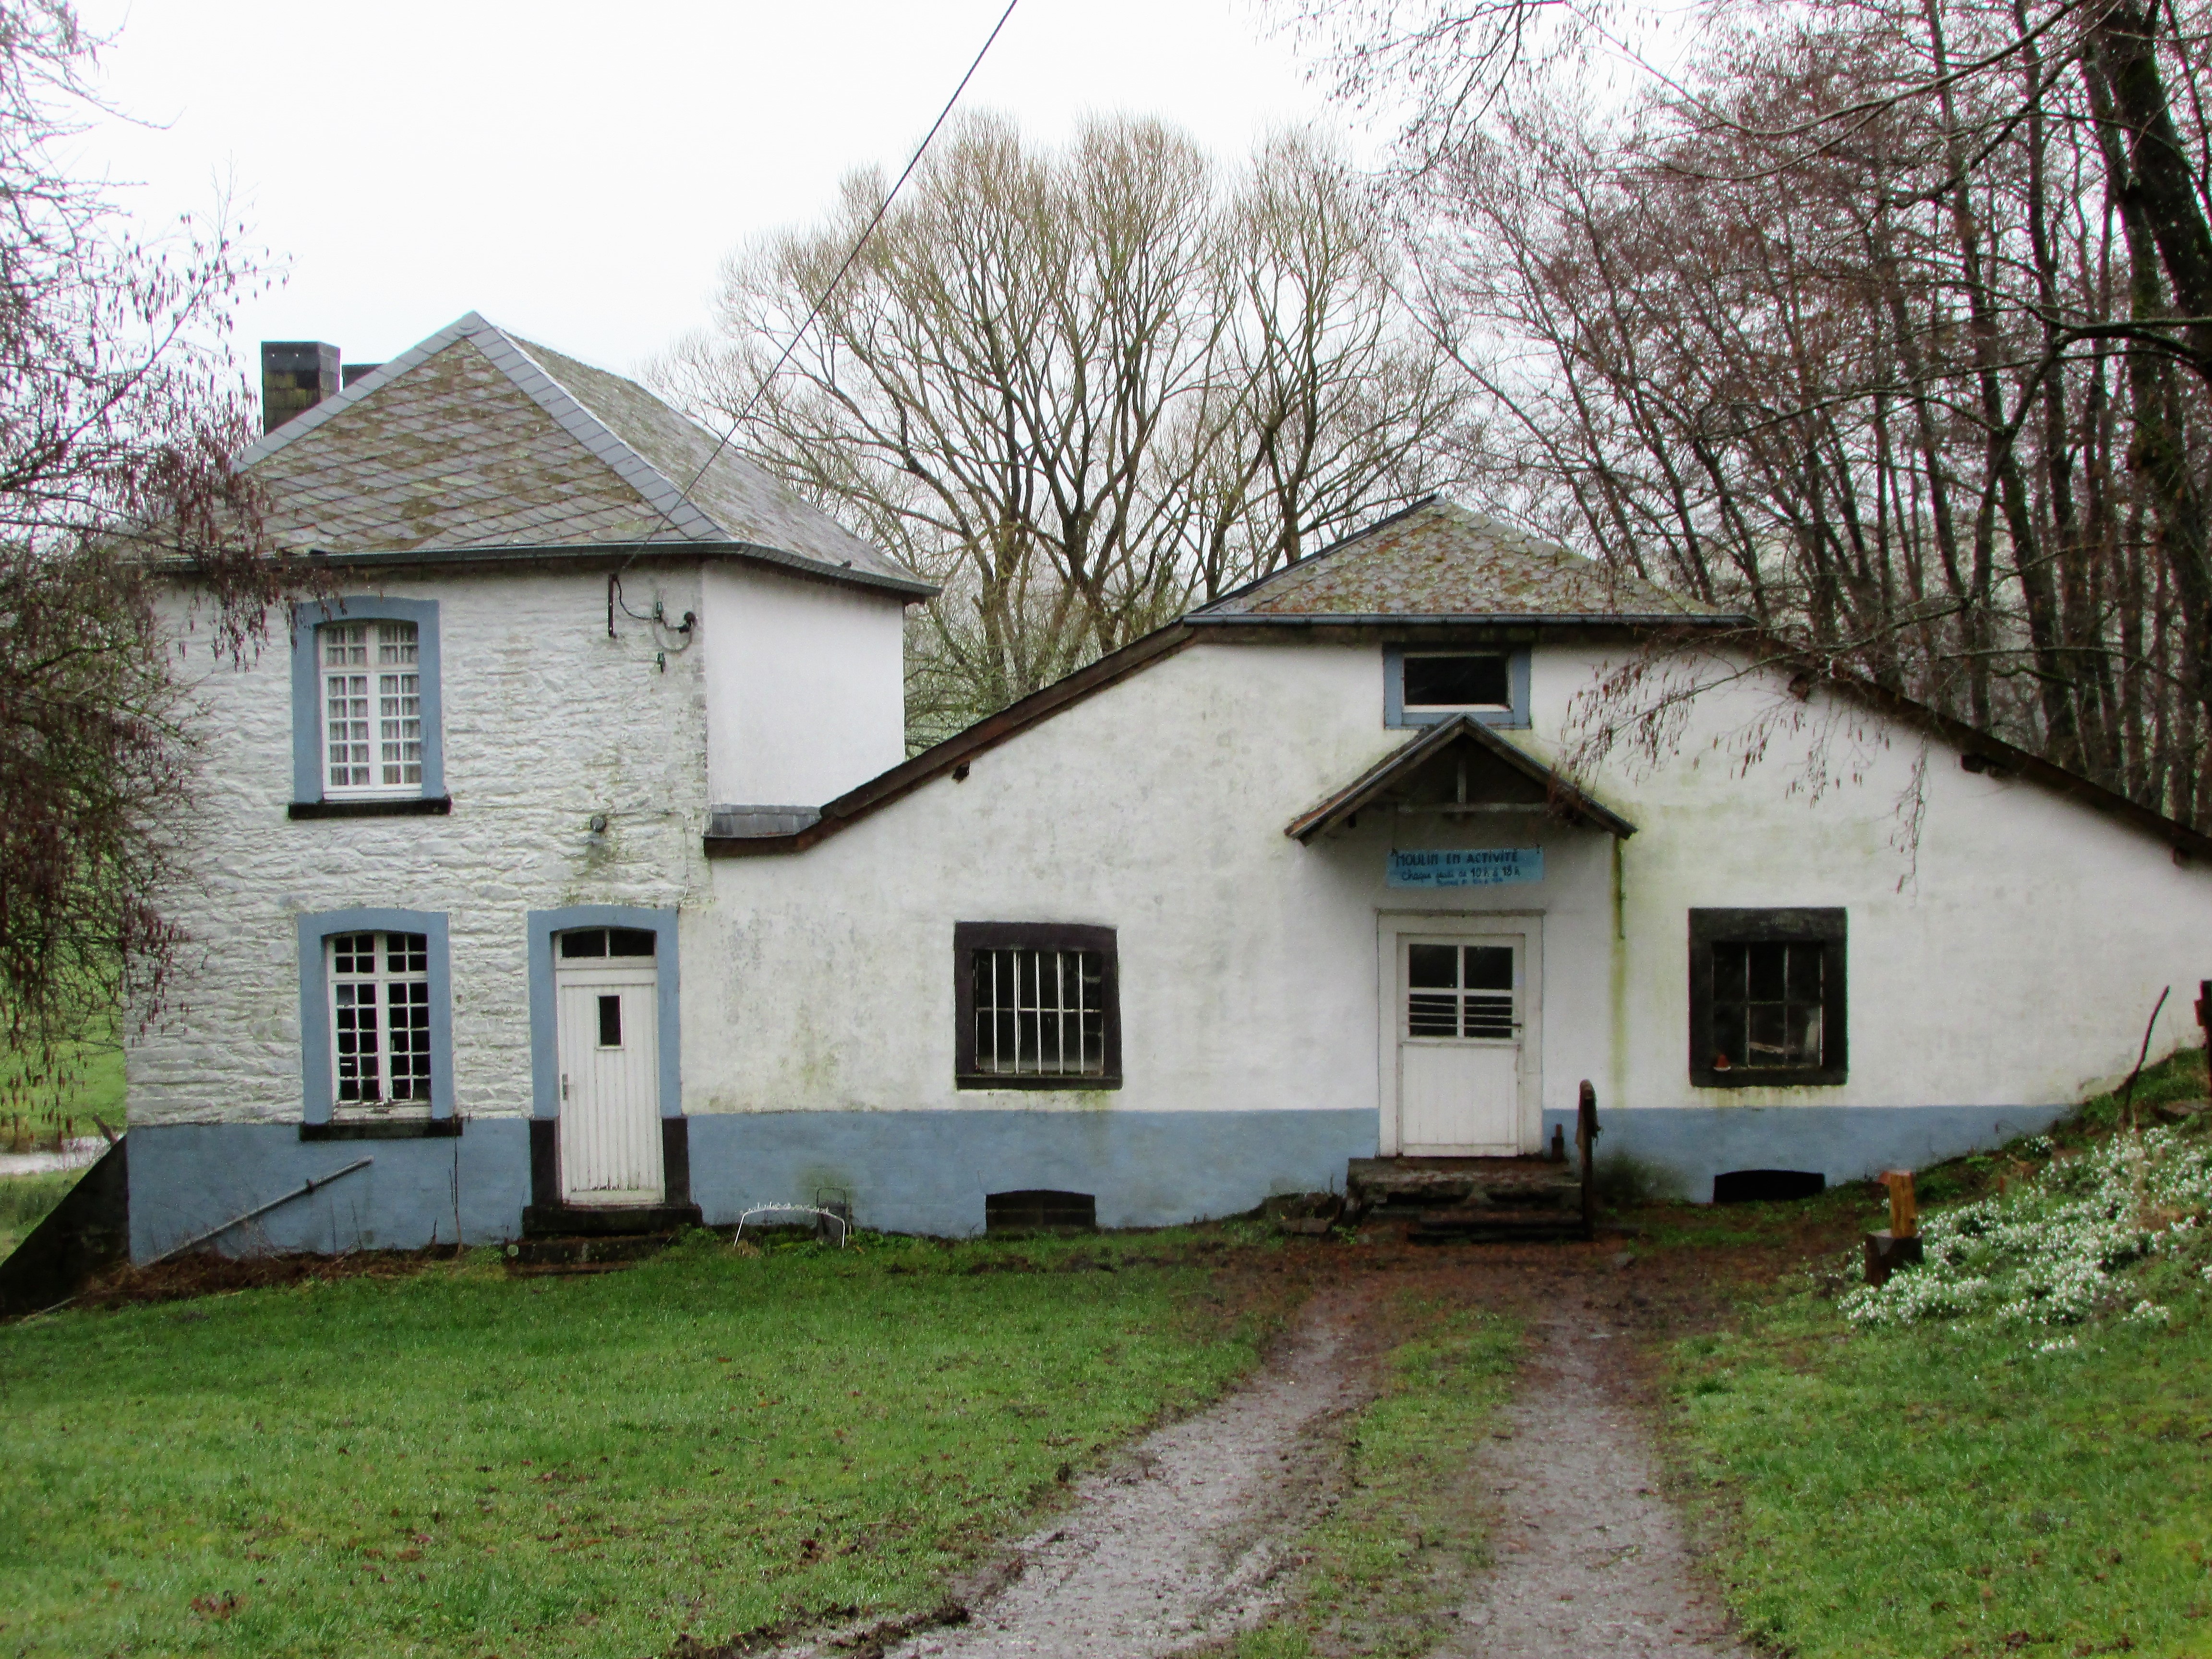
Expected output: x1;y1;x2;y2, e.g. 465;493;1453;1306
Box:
322;621;421;794
330;930;433;1107
954;923;1121;1089
1688;909;1847;1087
972;947;1105;1076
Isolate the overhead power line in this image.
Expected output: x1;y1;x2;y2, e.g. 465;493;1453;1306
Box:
621;0;1023;569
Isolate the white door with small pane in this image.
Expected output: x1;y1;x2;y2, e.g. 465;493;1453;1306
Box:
554;928;663;1206
1383;921;1541;1156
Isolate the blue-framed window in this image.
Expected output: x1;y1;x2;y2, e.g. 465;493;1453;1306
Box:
290;597;446;808
297;908;454;1124
525;906;682;1119
1384;645;1531;730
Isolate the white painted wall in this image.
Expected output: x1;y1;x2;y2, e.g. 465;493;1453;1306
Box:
129;562;712;1126
139;589;2212;1145
691;636;2212;1128
699;564;907;806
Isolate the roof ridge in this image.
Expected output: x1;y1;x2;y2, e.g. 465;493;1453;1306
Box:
466;330;725;544
1188;495;1732;624
235;311;486;468
238;313;725;545
1187;494;1442;619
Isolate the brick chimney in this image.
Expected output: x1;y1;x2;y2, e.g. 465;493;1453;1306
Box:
260;341;340;434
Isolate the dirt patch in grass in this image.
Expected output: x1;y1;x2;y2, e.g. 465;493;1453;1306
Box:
1200;1232;1850;1659
59;1241;468;1310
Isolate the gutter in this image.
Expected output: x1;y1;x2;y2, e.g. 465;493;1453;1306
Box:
157;539;939;601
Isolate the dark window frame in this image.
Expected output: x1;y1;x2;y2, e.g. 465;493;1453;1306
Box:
1384;645;1531;730
1687;908;1847;1088
953;921;1122;1091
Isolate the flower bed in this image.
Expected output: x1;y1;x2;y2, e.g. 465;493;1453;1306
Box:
1840;1121;2212;1328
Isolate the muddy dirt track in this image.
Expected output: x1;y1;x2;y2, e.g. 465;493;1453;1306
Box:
763;1237;1786;1659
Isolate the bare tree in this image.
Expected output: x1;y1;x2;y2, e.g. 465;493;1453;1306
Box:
0;1;293;1112
661;114;1462;746
1291;0;2212;827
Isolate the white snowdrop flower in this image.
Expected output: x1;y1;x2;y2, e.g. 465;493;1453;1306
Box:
1841;1124;2212;1342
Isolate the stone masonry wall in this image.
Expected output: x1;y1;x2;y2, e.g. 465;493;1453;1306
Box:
130;561;711;1126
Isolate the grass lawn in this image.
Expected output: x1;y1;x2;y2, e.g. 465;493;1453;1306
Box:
1667;1050;2212;1658
0;1168;79;1258
0;1227;1298;1659
1234;1297;1520;1659
1677;1291;2212;1657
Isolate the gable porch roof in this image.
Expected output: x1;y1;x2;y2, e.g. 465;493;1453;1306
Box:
1286;715;1637;843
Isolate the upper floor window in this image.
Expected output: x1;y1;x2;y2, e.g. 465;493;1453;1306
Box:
321;621;421;795
953;922;1122;1090
1385;646;1530;729
289;598;446;814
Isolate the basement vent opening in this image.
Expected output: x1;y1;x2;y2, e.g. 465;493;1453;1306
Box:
1711;1169;1827;1205
985;1190;1097;1235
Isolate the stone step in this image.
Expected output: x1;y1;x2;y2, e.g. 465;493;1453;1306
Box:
503;1232;679;1274
519;1202;702;1239
1406;1208;1592;1244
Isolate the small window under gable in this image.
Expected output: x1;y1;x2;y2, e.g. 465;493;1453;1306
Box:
1385;646;1530;729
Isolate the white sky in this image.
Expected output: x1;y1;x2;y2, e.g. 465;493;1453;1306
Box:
70;0;1363;383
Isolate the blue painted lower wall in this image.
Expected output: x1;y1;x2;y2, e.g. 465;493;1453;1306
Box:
685;1109;1380;1237
128;1121;530;1262
126;1101;2082;1260
1542;1103;2077;1202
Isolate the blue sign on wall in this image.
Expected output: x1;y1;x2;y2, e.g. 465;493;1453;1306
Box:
1387;847;1544;889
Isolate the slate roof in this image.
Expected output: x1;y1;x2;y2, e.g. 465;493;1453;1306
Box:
1187;498;1738;624
236;313;931;598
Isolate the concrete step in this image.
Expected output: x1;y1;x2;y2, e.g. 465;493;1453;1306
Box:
1349;1154;1591;1243
519;1202;702;1239
503;1232;680;1274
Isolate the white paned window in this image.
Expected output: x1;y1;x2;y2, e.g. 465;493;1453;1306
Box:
971;947;1106;1078
321;621;421;794
330;931;432;1106
1406;943;1517;1040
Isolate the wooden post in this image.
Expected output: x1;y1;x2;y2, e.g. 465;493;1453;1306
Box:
1576;1079;1599;1237
1880;1169;1918;1238
2197;980;2212;1070
1865;1168;1923;1286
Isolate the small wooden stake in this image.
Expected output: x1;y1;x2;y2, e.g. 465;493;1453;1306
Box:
1880;1169;1918;1238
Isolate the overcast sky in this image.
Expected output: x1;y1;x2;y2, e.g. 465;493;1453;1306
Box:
69;0;1365;383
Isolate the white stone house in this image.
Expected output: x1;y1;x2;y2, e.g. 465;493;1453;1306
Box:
126;313;2212;1255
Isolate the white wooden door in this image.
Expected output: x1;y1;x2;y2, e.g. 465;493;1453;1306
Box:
1395;934;1527;1155
556;962;663;1205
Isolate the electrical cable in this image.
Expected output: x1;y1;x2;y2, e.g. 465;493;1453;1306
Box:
606;0;1023;592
